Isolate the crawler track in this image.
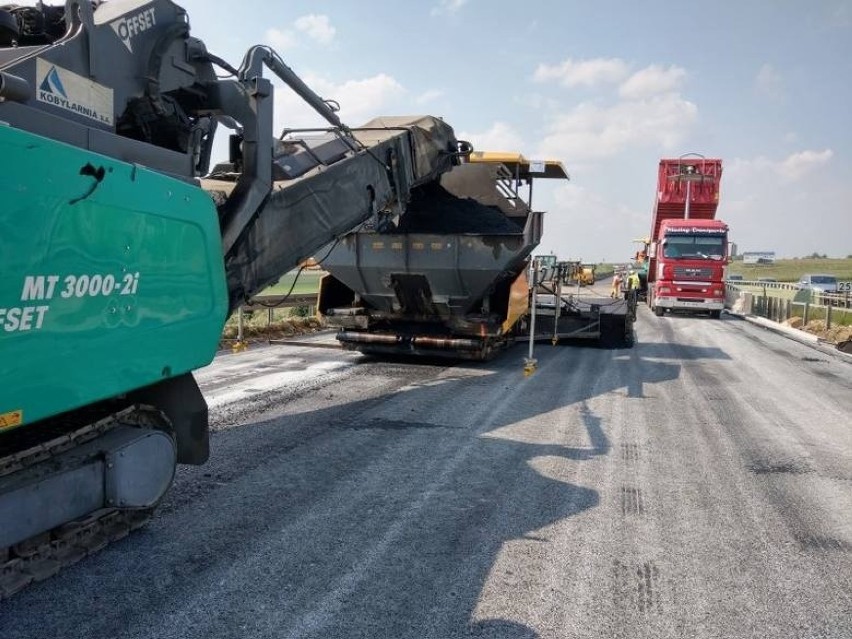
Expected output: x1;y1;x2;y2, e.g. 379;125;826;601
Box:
0;407;161;600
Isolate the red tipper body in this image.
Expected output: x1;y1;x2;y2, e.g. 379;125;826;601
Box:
647;158;729;316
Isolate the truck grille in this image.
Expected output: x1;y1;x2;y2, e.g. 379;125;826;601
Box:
673;266;713;279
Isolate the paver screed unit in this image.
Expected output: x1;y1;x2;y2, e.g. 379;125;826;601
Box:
645;156;729;318
0;0;467;597
532;258;635;347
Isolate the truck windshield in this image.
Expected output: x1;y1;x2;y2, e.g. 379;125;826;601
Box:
663;235;725;260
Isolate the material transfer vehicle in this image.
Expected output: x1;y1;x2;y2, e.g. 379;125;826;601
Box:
0;0;465;597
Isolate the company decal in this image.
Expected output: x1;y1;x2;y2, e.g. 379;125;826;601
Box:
665;227;726;236
1;272;141;334
36;58;114;125
110;5;157;53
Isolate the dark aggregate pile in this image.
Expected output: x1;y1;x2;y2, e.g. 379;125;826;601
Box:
395;182;523;234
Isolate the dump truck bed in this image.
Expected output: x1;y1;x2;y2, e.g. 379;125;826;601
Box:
650;158;722;242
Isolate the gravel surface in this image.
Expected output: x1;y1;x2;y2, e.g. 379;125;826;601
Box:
1;308;850;638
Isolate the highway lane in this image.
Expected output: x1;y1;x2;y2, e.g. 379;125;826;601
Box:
1;310;850;638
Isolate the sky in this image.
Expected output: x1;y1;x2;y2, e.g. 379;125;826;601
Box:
44;0;852;260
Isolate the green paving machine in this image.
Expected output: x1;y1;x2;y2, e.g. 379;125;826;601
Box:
0;0;463;596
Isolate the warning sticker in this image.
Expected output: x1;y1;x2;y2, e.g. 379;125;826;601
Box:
0;409;23;429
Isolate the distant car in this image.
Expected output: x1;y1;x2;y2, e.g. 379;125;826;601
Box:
726;274;744;282
798;273;838;292
757;277;777;283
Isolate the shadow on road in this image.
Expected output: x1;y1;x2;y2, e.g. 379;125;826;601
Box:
0;336;727;639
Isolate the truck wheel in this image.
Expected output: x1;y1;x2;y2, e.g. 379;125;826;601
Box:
654;306;664;317
710;310;721;319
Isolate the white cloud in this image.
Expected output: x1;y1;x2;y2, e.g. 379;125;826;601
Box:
723;150;847;257
619;64;687;99
294;14;336;45
777;149;833;179
533;57;629;88
536;94;698;162
754;63;784;100
457;121;525;153
273;73;406;130
333;74;406;122
536;182;646;262
730;149;833;182
264;27;297;50
415;89;445;105
264;15;336;50
431;0;468;16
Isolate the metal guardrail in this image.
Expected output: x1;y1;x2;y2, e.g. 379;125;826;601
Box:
726;282;852;327
727;280;852;308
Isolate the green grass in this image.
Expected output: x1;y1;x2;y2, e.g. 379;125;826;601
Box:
727;258;852;283
259;269;325;297
793;305;852;327
222;268;325;333
595;264;615;279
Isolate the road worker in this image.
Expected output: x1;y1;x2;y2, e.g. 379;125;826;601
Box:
623;269;640;301
611;271;623;298
628;270;641;291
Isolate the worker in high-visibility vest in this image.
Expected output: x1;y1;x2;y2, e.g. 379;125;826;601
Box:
623;270;641;301
628;270;641;291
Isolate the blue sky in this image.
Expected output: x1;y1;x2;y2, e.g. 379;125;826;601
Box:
75;1;852;259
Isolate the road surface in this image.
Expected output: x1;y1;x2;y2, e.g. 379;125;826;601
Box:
2;301;850;638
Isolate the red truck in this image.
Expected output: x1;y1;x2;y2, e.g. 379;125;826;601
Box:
646;156;729;318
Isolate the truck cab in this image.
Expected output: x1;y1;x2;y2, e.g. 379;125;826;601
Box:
648;219;729;317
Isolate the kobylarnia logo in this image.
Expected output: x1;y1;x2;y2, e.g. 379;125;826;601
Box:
35;59;114;126
38;66;67;98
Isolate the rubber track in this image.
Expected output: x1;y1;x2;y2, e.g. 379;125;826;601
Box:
0;407;164;600
0;508;153;599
